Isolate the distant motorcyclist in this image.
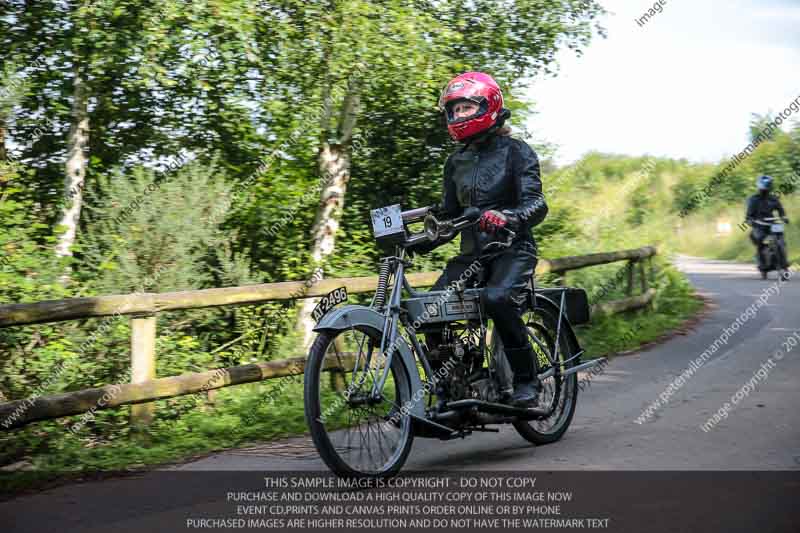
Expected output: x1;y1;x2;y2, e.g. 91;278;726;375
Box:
745;175;789;271
411;71;548;407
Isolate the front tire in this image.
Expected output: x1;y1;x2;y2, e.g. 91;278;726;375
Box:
304;325;414;479
776;243;790;281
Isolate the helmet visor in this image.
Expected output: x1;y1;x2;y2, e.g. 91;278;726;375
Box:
443;97;488;125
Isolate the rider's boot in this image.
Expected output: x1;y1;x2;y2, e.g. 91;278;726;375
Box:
503;343;541;408
510;379;542;408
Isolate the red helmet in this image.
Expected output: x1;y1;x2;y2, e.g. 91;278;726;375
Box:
439;71;504;142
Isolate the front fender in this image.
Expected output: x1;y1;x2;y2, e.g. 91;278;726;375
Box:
312;304;380;333
312;305;426;418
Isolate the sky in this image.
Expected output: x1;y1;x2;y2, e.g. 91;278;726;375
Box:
523;0;800;166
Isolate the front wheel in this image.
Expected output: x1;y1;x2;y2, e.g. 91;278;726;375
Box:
512;305;579;445
304;325;414;479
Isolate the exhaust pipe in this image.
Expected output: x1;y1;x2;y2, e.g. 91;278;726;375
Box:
538;357;607;380
430;409;463;425
444;399;551;420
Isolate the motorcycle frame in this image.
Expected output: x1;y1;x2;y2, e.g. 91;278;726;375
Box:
315;242;582;414
754;218;789;272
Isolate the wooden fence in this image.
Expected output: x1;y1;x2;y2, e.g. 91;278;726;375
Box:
0;246;657;430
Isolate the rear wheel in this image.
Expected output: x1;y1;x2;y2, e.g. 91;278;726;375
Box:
512;305;579;445
304;325;414;479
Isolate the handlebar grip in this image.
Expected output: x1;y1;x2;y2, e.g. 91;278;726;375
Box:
401;206;433;223
462;206;481;222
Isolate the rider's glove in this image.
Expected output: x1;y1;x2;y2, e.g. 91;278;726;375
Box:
501;210;521;232
478;210;508;234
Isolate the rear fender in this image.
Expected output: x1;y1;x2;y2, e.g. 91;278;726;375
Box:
531;295;583;359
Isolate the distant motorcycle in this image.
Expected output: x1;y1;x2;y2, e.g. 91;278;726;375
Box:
303;204;599;479
752;216;790;280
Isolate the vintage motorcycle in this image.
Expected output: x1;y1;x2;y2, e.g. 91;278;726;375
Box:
752;216;790;280
303;204;601;478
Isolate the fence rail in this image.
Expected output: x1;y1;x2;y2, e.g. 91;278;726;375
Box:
0;245;658;431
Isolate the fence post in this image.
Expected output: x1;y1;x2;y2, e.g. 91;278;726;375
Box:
626;261;634;296
130;313;157;427
640;259;647;293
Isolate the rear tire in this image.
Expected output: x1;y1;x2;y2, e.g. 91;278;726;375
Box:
512;305;579;445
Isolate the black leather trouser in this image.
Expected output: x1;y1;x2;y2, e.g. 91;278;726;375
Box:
750;228;767;267
425;239;539;382
750;228;767;257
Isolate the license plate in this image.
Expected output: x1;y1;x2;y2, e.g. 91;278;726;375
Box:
370;204;404;238
311;286;348;323
771;223;784;233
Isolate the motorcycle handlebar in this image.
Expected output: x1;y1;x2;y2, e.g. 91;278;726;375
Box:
400;205;481;224
422;208;516;244
401;206;433;223
752;217;788;226
400;206;517;251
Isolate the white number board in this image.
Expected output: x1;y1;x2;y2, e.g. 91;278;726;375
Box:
370;204;404;238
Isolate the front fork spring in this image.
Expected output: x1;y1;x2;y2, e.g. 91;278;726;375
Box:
374;260;391;309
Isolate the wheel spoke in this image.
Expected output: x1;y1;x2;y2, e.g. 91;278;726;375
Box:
310;325;411;476
518;310;577;436
374;414;396;462
367;416;383;466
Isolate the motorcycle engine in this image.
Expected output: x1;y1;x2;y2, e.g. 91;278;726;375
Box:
430;338;485;401
469;373;503;403
446;360;469;400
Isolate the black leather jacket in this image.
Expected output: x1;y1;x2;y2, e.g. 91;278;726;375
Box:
746;192;785;224
416;133;548;256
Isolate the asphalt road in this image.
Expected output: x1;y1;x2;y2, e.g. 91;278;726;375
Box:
2;256;799;531
177;255;800;472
